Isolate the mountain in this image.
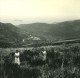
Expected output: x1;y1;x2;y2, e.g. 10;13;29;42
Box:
18;23;54;41
1;20;80;47
18;20;80;42
0;22;43;47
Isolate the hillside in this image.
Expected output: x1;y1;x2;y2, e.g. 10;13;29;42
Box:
0;22;43;47
18;20;80;42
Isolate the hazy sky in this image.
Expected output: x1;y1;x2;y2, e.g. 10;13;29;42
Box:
0;0;80;25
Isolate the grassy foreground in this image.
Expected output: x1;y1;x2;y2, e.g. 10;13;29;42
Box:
0;43;80;78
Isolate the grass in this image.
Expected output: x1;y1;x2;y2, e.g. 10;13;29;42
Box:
0;43;80;78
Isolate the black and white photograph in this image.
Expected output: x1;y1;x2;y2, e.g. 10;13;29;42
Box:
0;0;80;78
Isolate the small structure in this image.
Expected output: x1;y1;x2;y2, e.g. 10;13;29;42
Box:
15;50;20;65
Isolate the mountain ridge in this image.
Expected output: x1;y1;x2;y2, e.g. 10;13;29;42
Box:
18;20;80;42
0;22;43;47
1;19;80;47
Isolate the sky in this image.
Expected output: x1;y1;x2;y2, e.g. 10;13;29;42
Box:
0;0;80;25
